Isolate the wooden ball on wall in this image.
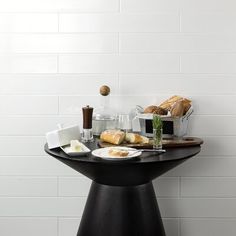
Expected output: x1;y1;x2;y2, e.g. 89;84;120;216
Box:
100;85;110;96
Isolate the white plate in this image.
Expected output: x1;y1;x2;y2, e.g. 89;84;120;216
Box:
60;143;91;157
92;147;142;160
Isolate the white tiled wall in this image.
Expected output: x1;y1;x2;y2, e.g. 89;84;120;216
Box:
0;0;236;235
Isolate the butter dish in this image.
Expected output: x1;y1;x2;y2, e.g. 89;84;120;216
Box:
60;140;91;157
46;124;81;149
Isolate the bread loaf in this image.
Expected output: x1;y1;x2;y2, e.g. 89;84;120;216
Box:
159;95;183;111
170;101;185;117
125;133;149;144
100;130;125;145
159;95;191;114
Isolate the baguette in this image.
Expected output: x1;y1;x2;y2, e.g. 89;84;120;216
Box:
125;133;149;144
100;130;125;145
170;100;185;117
159;95;183;110
159;95;192;114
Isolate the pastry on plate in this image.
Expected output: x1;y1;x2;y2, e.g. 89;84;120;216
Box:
108;148;129;157
100;130;125;145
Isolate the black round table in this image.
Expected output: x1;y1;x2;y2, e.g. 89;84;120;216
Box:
45;139;201;236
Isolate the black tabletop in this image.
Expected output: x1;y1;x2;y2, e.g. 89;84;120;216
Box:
44;139;201;164
45;139;201;186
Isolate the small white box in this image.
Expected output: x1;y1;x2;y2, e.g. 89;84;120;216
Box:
46;124;81;149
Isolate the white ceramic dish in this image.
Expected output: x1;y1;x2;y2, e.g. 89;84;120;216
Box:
60;143;91;157
92;147;142;160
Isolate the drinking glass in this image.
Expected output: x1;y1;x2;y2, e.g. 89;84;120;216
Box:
117;114;132;133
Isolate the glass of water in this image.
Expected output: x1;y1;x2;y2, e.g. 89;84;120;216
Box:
117;114;132;133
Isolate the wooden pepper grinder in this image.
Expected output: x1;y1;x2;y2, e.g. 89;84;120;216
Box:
82;105;94;142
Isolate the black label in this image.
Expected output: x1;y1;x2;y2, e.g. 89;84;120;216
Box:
145;120;174;135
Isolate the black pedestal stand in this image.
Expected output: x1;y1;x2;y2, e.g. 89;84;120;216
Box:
77;181;165;236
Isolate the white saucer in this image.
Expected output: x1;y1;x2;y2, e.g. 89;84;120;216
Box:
92;147;142;160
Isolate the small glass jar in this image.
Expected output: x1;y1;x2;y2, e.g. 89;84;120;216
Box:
153;128;163;150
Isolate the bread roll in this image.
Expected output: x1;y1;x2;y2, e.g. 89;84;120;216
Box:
100;130;125;145
125;133;149;144
144;105;158;114
153;107;168;115
144;105;168;115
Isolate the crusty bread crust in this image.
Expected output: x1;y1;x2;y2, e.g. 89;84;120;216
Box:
125;133;149;144
100;130;125;145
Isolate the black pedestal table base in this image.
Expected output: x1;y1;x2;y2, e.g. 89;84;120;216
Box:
78;181;165;236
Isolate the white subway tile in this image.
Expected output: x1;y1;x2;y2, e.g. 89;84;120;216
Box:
0;74;119;95
159;198;236;217
59;218;80;236
0;137;46;156
191;95;236;115
0;0;60;12
0;96;58;115
59;54;180;73
0;0;119;12
181;54;236;73
0;55;57;73
119;74;236;95
0;177;57;196
0;116;81;135
181;13;236;33
58;177;91;196
58;217;179;236
0;13;58;33
165;157;236;177
189;116;236;136
181;0;236;13
0;156;78;176
3;34;118;53
120;33;236;53
121;0;180;12
164;219;179;236
59;0;119;12
59;13;179;32
59;55;118;73
119;54;180;73
153;177;179;197
181;219;236;236
0;197;86;216
0;218;57;236
181;177;236;197
198;136;236;157
0;35;10;53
